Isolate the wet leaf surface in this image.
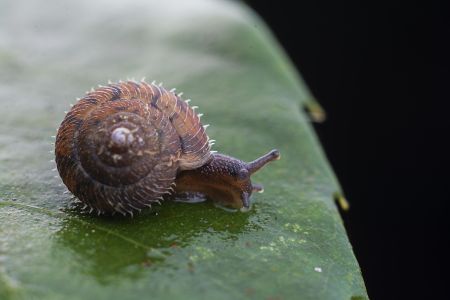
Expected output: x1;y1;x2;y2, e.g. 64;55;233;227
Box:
0;0;367;299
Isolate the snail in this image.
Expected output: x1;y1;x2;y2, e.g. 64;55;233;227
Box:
55;80;280;216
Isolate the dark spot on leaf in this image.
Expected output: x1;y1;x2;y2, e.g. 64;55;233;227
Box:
351;296;367;300
141;259;152;267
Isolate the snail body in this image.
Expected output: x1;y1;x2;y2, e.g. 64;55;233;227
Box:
55;80;279;216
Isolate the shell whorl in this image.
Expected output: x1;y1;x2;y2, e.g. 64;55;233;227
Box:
55;80;211;215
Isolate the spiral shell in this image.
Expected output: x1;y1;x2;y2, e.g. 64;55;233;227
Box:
55;80;211;215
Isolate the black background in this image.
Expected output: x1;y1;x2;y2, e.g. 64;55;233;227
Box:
243;1;443;299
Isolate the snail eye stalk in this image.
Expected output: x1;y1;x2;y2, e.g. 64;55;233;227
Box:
247;149;280;174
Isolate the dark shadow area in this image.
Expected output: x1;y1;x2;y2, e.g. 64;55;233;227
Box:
244;1;439;299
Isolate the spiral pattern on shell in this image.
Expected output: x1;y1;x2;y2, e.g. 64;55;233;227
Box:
55;80;211;215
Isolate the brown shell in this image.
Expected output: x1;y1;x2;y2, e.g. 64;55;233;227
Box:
55;80;211;215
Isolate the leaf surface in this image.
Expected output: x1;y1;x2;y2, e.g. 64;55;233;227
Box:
0;0;367;299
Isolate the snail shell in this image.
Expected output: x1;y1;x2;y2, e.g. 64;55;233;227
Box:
55;80;280;216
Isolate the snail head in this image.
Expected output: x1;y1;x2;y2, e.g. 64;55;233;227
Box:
233;149;281;209
175;149;280;210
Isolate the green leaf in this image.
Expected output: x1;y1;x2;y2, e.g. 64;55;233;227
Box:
0;0;368;299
